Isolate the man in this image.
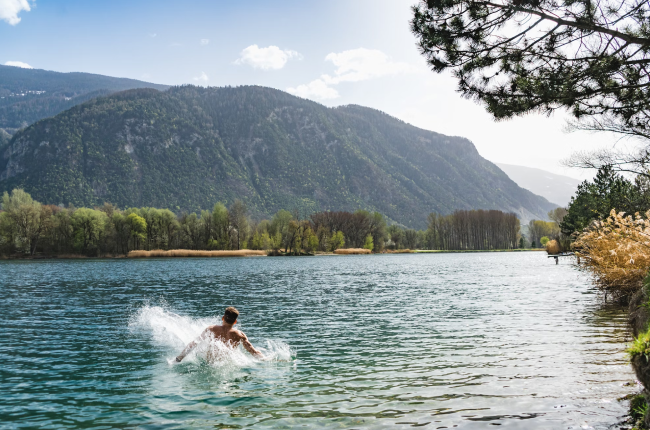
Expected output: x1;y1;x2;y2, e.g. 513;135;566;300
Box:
175;306;263;362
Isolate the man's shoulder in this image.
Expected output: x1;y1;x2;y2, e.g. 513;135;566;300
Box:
230;329;247;339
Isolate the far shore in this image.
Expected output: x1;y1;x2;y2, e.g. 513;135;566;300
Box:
1;248;548;260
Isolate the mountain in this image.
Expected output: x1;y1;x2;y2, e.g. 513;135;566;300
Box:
0;85;556;228
0;65;169;133
495;163;581;207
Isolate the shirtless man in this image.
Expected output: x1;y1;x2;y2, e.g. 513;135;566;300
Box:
175;306;263;362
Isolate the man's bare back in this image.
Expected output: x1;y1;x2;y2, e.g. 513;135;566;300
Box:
175;307;263;362
204;324;260;354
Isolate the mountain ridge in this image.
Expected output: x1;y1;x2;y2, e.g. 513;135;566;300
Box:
495;163;581;207
0;85;556;228
0;65;169;133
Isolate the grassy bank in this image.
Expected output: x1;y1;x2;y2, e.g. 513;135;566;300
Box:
127;249;267;258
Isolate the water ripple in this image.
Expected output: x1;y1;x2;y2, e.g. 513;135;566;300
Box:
0;253;635;429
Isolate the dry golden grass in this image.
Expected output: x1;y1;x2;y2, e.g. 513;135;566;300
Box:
385;249;414;254
128;249;267;258
333;248;372;255
545;240;561;255
573;209;650;299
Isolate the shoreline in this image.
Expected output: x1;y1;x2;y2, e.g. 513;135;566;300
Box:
415;249;546;253
1;248;547;260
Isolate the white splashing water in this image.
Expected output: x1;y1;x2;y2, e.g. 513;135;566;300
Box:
129;305;293;367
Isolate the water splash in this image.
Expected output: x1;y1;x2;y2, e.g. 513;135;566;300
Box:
128;304;293;366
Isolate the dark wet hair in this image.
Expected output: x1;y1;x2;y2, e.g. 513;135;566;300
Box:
223;307;239;324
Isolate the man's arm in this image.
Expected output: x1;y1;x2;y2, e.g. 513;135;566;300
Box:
175;327;211;362
240;332;264;358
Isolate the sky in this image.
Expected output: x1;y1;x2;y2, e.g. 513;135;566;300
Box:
0;0;627;180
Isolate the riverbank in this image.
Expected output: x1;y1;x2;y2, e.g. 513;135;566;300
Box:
0;248;548;260
415;248;546;253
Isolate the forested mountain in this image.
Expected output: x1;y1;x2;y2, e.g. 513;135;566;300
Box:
0;85;556;228
0;65;168;133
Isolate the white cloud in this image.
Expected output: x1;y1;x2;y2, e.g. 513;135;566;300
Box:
148;33;157;38
193;71;209;82
4;60;32;68
286;48;420;101
0;0;31;25
322;48;418;84
235;44;301;70
287;79;340;100
200;39;209;45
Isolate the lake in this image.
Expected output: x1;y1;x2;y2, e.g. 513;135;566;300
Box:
0;253;635;429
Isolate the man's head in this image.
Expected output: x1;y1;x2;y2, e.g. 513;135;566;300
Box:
223;306;239;325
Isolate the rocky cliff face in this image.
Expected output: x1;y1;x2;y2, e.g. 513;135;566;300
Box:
0;85;556;228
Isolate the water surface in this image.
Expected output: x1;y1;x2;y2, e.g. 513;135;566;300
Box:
0;253;635;429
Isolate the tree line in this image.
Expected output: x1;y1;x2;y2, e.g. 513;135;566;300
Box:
0;188;528;257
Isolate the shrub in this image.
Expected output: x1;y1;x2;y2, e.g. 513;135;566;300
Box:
573;209;650;300
545;240;561;255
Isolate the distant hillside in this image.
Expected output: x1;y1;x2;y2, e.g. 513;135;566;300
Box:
496;163;581;207
0;65;169;133
0;85;556;228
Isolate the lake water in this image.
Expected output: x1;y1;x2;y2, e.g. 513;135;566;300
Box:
0;253;635;429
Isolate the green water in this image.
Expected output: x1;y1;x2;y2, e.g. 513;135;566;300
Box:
0;253;634;429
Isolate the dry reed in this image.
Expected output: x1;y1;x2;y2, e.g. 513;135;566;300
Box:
128;249;267;258
573;209;650;299
385;249;414;254
333;248;372;255
545;240;561;255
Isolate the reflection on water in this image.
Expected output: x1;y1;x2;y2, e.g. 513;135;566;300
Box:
0;253;636;429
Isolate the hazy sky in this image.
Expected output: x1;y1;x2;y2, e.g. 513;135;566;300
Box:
0;0;624;179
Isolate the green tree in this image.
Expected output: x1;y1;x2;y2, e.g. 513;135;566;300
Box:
1;189;53;255
229;200;249;250
329;230;345;251
561;166;649;235
302;227;319;254
411;0;650;144
540;236;550;246
388;225;403;250
179;213;202;250
363;234;374;251
158;209;178;250
72;208;108;255
211;202;230;250
270;209;293;250
126;213;147;250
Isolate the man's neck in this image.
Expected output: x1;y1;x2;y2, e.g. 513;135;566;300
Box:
222;323;234;330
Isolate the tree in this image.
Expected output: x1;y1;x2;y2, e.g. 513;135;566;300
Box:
158;209;178;250
179;213;202;250
411;0;650;154
211;203;230;250
71;208;108;255
271;209;293;250
560;165;650;235
303;227;319;254
329;231;345;251
1;189;53;255
388;225;404;250
229;200;249;250
126;213;147;250
528;220;559;246
363;234;374;251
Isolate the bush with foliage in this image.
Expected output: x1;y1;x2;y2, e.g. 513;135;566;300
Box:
573;210;650;300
